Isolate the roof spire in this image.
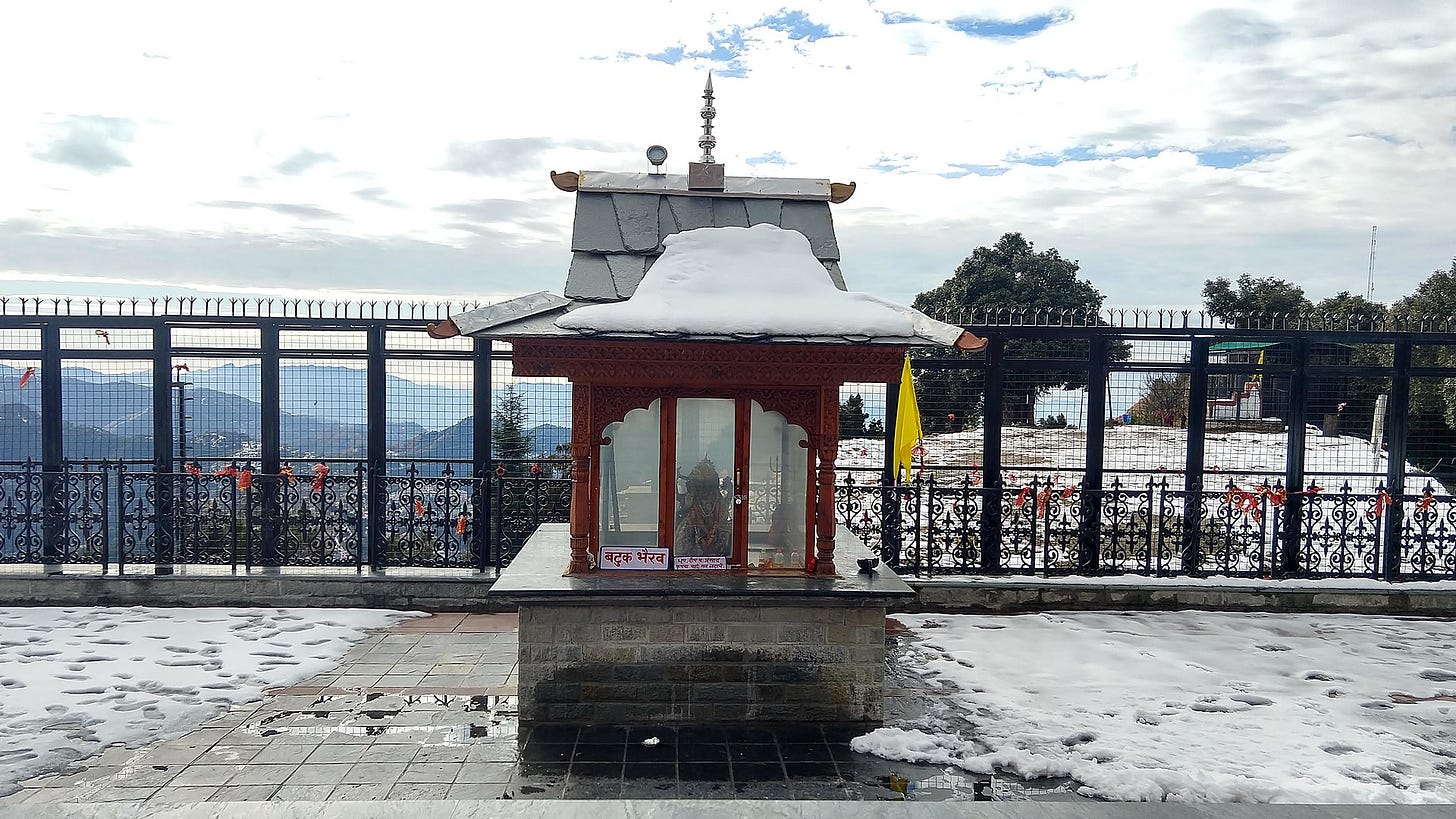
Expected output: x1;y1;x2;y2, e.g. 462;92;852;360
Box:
697;72;717;164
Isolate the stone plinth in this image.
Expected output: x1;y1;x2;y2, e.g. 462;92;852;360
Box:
490;524;912;725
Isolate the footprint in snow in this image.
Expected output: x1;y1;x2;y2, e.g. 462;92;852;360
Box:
1255;644;1291;652
1191;700;1250;713
1322;743;1361;755
1230;694;1273;706
0;679;24;688
1418;668;1456;682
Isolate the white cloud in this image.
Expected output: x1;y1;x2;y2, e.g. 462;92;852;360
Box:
0;0;1452;308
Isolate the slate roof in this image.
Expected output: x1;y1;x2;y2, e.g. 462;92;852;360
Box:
562;171;846;302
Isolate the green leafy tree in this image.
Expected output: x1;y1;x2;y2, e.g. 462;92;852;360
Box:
492;383;532;473
1311;291;1387;325
1202;274;1313;320
1394;260;1456;470
839;393;869;438
911;233;1129;428
1129;374;1189;427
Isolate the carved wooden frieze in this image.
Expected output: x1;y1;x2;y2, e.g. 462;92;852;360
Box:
513;338;904;386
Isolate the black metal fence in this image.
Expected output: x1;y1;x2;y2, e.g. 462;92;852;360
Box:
3;299;1455;580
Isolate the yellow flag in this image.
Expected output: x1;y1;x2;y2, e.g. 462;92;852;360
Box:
894;355;923;480
1254;348;1264;382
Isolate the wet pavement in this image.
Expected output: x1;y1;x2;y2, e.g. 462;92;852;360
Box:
0;612;1071;805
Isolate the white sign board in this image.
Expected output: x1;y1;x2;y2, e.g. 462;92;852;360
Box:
674;556;728;571
599;547;670;570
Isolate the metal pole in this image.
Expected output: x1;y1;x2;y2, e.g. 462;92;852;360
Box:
1078;335;1109;574
40;322;63;573
1280;338;1310;575
259;322;281;568
881;377;900;566
1181;338;1210;574
366;324;387;572
152;326;175;574
1382;341;1411;579
473;338;492;572
979;337;1004;573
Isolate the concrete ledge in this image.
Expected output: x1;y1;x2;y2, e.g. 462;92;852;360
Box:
5;572;1453;616
5;800;1456;818
907;578;1456;615
0;572;507;612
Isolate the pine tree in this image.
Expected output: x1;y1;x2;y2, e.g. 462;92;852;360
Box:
492;384;532;473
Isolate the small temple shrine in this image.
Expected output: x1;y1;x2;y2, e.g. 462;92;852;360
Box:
429;78;983;725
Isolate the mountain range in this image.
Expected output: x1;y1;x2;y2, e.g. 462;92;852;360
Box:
0;363;571;463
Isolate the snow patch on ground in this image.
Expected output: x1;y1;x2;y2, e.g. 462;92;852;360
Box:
0;606;415;795
858;612;1456;803
914;575;1456;592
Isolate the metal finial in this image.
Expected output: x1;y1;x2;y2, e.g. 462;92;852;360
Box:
698;72;717;164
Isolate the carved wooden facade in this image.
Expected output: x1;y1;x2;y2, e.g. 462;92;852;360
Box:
512;338;905;575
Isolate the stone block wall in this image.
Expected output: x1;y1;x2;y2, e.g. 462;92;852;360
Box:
517;601;887;724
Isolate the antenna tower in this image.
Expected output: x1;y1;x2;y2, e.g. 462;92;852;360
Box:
1366;225;1378;302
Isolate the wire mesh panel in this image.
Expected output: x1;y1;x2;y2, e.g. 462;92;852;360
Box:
280;357;368;460
61;360;153;462
171;326;262;351
173;357;261;466
0;357;42;463
386;359;472;472
492;358;572;464
60;327;151;352
1106;370;1191;476
1002;371;1088;485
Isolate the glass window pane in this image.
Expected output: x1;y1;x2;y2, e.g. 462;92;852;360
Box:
674;398;735;560
747;401;809;569
599;400;660;546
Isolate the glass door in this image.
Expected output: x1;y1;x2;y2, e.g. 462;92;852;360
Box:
672;398;736;568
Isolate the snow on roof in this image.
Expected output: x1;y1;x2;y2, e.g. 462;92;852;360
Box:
555;224;953;342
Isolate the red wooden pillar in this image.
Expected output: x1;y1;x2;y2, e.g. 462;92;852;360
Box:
814;385;838;575
568;382;593;573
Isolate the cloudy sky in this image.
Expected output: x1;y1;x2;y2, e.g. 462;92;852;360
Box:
2;0;1454;311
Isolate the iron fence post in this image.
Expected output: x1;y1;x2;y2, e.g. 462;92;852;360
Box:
1078;335;1109;574
1279;337;1309;575
880;378;901;566
1382;340;1411;579
366;325;387;572
116;463;128;574
152;324;175;575
473;338;492;572
1181;337;1210;574
40;321;63;572
259;322;281;567
980;337;1004;572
